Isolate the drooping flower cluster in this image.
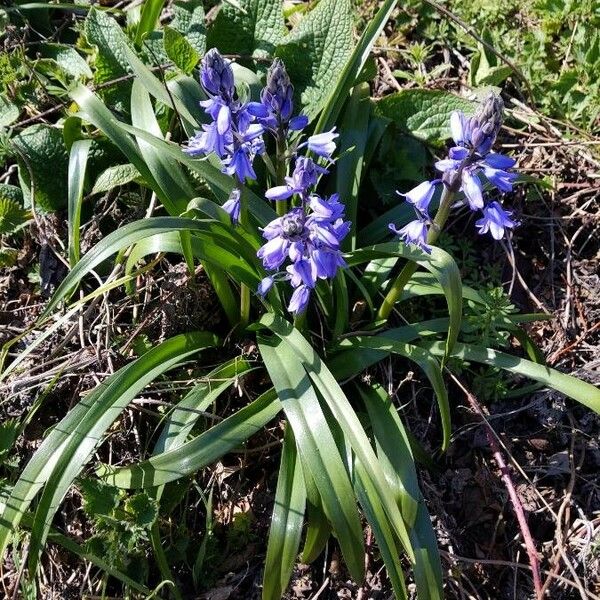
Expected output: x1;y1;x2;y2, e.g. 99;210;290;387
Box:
390;93;519;252
257;156;350;315
185;50;339;225
184;49;265;190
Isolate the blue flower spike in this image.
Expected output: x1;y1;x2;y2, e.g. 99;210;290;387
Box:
390;91;521;249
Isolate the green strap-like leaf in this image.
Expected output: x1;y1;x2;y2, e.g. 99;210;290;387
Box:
136;0;166;47
98;389;282;488
262;426;307;600
346;336;451;451
313;0;398;133
259;314;415;562
258;332;366;582
41;216;255;318
348;242;462;357
0;332;218;568
358;384;443;599
67;139;91;266
421;341;600;414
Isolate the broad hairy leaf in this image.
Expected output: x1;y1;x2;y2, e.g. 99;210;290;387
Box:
314;0;398;134
11;124;69;212
207;0;285;57
375;89;475;141
275;0;353;121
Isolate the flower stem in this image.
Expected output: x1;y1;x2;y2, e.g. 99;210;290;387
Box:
376;185;455;321
238;185;251;328
275;132;288;216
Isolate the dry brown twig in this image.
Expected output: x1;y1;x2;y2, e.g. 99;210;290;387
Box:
448;373;544;599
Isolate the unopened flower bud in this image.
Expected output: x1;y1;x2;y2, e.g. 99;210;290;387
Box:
471;93;504;153
262;58;294;121
201;48;234;99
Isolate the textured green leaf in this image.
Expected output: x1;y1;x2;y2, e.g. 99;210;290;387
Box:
84;8;131;84
314;0;398;134
171;0;206;54
0;184;23;204
0;198;29;234
207;0;284;57
275;0;353;121
375;90;475;141
92;163;141;194
0;95;19;127
79;478;120;518
11;124;69;212
164;26;199;74
41;43;92;79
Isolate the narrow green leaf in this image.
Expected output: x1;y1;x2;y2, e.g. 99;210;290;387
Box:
346;336;451;451
67;139;91;266
358;384;419;524
353;459;408;600
136;0;166;47
263;426;306;600
260;314;415;562
348;242;462;357
0;332;218;568
258;333;366;582
130;79;193;214
337;83;371;251
98;389;282;488
422;341;600;414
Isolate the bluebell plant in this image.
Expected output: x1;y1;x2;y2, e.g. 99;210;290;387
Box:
185;49;344;316
390;92;519;253
185;54;517;319
184;48;265;192
257;158;350;314
380;92;520;319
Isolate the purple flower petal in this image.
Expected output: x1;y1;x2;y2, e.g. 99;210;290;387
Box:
462;170;484;210
289;115;309;131
257;276;274;296
288;285;311;314
265;185;296;201
483;153;517;170
475;201;517;240
400;180;437;214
